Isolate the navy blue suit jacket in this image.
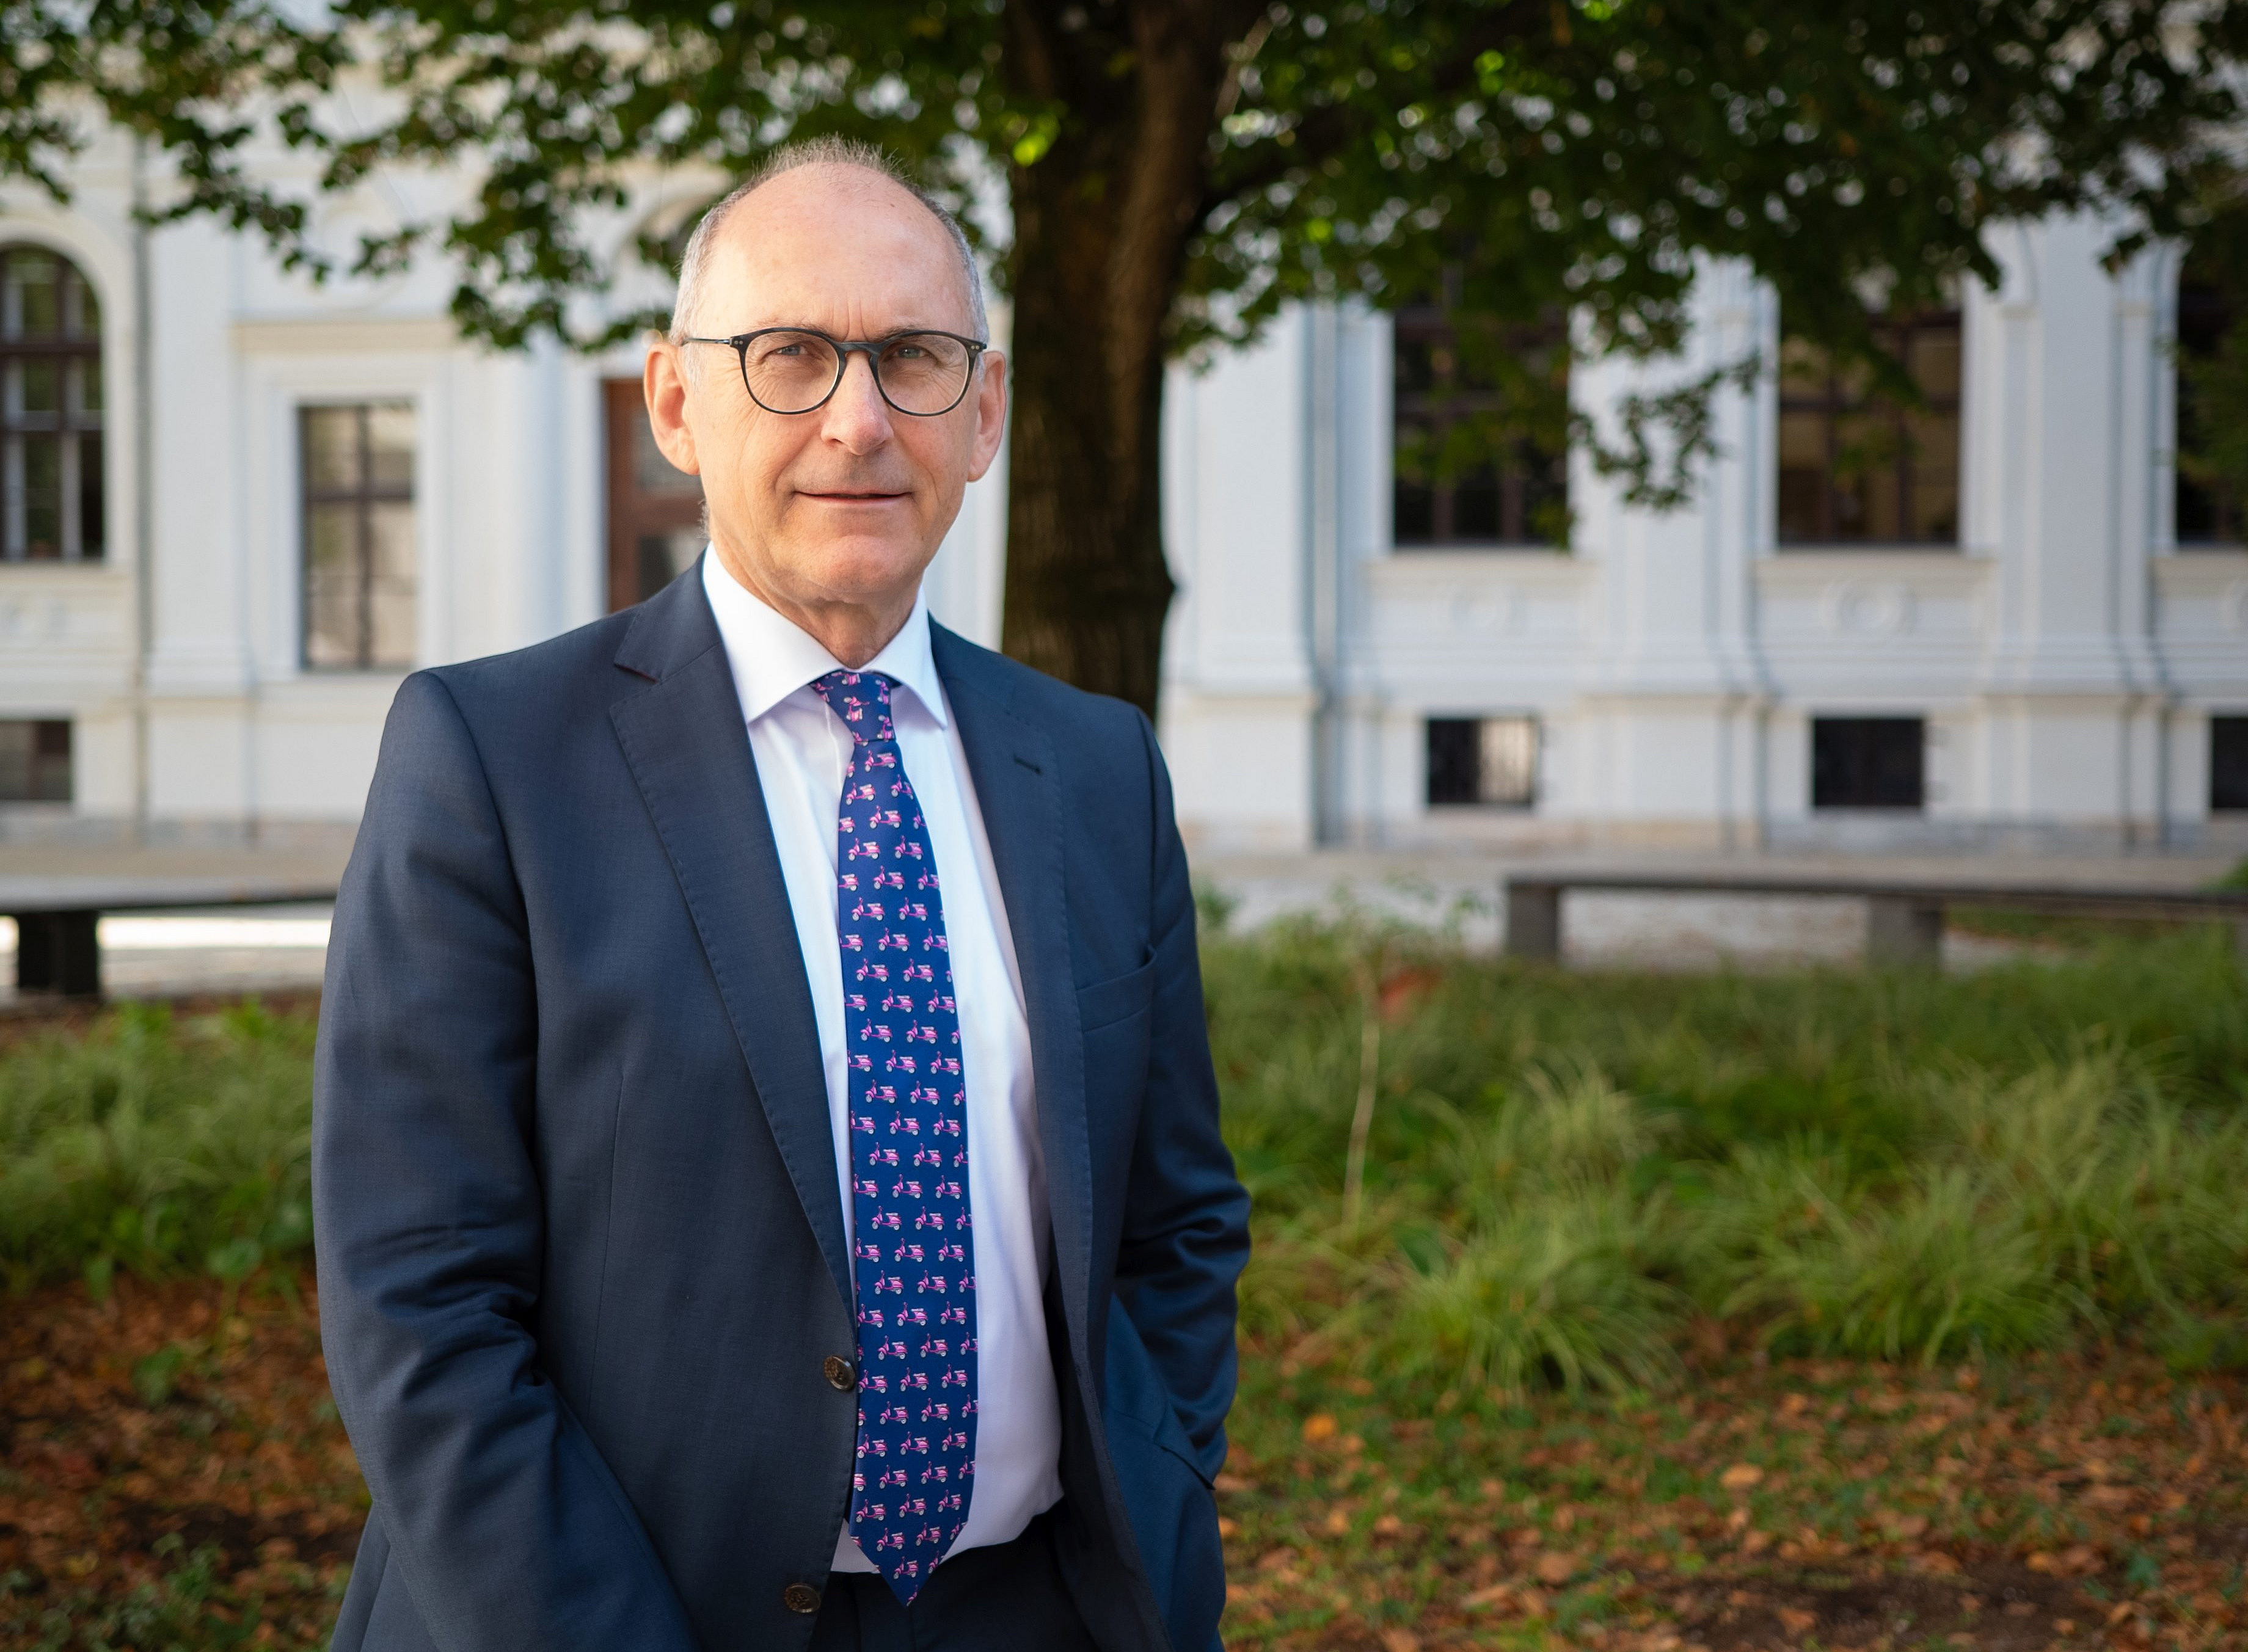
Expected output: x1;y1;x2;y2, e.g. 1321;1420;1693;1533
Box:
311;566;1250;1652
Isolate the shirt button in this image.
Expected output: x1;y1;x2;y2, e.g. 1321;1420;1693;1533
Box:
783;1583;821;1614
823;1355;857;1392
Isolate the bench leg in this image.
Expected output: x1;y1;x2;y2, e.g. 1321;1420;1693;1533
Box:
15;911;102;998
1865;897;1943;967
1505;884;1563;961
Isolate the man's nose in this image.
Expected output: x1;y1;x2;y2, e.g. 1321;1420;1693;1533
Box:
819;349;894;449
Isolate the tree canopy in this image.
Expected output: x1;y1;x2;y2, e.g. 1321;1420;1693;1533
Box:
5;0;2243;708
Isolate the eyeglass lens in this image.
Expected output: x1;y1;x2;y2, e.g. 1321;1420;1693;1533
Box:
740;331;974;416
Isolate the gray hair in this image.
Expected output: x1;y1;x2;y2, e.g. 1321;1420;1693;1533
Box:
668;137;988;345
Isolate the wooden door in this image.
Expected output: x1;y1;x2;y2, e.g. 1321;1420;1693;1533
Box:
604;378;707;611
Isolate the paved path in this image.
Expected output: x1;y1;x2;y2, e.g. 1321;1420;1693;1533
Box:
1;840;2236;1002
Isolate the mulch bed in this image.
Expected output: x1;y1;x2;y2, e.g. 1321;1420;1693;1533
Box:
4;1273;2246;1648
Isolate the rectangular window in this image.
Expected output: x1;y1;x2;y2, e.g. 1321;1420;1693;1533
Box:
302;403;416;670
2213;716;2248;811
2175;271;2239;545
1812;716;1924;809
605;379;706;611
1393;304;1568;549
0;718;70;801
1778;313;1960;547
1;246;104;562
1426;715;1539;808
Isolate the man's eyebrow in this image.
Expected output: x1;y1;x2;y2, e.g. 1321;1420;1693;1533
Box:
718;321;974;338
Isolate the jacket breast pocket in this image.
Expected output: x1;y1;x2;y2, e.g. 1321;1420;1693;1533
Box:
1076;950;1157;1036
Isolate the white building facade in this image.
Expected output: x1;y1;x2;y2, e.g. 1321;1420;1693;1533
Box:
3;133;2245;855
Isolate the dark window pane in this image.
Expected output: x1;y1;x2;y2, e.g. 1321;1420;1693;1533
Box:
77;431;102;558
22;431;60;557
1393;304;1569;548
20;358;58;415
1451;467;1501;539
1426;719;1482;806
2176;274;2239;544
1812;718;1925;809
0;719;71;802
1;246;104;562
6;252;60;338
1778;314;1958;547
2214;717;2248;811
1393;478;1435;544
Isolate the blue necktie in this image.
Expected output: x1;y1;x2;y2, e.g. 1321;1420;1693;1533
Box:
812;668;978;1605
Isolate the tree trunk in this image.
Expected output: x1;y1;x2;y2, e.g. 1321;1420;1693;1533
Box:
998;0;1250;718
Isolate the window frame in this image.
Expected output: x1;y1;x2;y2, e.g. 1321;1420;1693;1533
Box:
1425;714;1541;810
2173;272;2239;547
1810;716;1927;811
1391;302;1571;551
1776;311;1962;549
0;243;105;564
299;400;418;672
0;717;72;802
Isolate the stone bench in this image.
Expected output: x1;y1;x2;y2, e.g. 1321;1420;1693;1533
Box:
1500;873;2248;967
4;879;339;1000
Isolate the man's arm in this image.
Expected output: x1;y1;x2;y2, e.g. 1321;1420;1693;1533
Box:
1109;710;1254;1482
313;672;702;1652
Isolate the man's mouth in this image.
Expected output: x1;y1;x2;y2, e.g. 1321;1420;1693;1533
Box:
802;489;908;503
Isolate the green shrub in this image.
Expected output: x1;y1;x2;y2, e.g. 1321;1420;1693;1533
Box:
0;1002;314;1292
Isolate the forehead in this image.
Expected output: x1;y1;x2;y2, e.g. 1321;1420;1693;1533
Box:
699;165;975;336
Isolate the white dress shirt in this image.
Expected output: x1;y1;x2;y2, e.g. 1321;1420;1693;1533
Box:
699;551;1063;1573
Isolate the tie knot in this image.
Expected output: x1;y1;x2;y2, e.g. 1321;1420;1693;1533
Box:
812;669;897;746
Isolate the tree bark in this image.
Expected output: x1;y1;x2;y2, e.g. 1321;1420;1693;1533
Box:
998;0;1252;718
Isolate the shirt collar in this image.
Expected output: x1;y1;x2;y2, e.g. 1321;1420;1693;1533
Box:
700;548;949;730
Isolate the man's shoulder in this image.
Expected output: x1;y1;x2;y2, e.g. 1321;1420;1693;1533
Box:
932;624;1149;751
409;606;645;722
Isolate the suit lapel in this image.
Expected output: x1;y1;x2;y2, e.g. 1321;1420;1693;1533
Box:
609;569;853;1313
932;625;1097;1372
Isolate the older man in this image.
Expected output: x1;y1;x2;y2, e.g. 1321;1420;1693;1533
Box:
312;139;1248;1652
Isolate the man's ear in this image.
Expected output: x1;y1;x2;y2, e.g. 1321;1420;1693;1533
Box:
644;339;702;475
967;350;1008;483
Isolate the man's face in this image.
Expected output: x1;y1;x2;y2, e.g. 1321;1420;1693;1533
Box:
644;165;1005;620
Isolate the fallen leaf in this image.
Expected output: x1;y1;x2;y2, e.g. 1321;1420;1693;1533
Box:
1720;1463;1764;1491
1778;1607;1817;1634
1217;1516;1239;1538
1534;1551;1579;1584
1301;1413;1338;1444
1887;1513;1929;1539
1323;1508;1351;1535
1378;1630;1420;1652
1373;1513;1404;1535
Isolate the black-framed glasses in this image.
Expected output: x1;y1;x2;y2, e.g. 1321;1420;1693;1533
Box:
682;327;988;417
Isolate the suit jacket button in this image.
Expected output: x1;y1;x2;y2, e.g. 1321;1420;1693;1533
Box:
783;1583;821;1614
823;1355;857;1391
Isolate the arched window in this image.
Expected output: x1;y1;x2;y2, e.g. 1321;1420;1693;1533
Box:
1;246;103;562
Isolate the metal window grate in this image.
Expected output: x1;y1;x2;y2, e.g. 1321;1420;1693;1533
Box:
1426;716;1539;808
1812;717;1925;810
1;246;104;563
